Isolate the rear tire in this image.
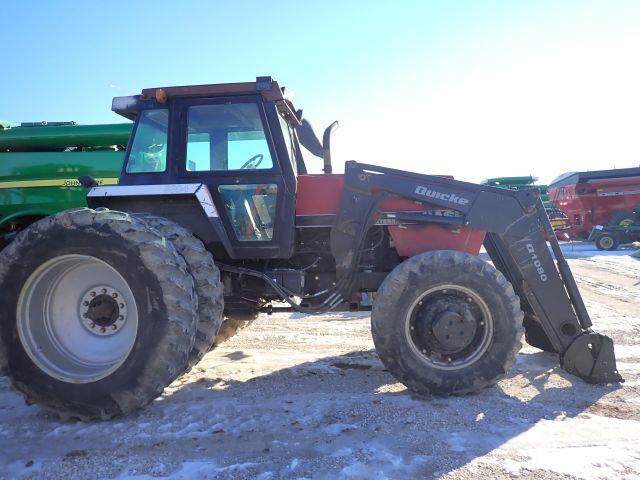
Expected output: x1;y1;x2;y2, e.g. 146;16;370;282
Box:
372;250;523;396
134;214;224;367
595;233;619;251
0;209;198;420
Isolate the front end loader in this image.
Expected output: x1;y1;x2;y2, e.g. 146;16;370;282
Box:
0;77;622;419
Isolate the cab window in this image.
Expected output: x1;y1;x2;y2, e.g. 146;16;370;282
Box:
218;184;278;241
185;103;274;172
125;109;168;173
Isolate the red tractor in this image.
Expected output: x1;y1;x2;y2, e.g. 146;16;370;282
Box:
0;78;622;419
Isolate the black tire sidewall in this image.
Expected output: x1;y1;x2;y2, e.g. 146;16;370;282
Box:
132;214;225;363
372;252;521;394
595;234;618;251
0;223;169;415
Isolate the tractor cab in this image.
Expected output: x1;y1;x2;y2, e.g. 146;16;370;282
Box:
106;77;336;260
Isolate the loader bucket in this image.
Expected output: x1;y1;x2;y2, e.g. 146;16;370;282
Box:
561;332;624;384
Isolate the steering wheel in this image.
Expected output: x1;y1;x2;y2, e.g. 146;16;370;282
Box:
240;154;264;169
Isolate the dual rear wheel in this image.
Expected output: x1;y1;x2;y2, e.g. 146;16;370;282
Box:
0;209;224;419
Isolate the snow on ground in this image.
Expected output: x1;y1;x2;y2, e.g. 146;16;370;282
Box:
0;243;638;479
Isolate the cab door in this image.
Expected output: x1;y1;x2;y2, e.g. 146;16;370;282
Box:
173;95;296;259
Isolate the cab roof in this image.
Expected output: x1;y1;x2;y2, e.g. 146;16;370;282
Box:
112;76;294;121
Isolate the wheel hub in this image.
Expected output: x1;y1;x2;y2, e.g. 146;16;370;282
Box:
406;285;493;371
431;310;477;351
599;236;614;249
79;286;127;336
17;254;139;384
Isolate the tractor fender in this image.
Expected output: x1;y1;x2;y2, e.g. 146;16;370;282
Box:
86;183;235;258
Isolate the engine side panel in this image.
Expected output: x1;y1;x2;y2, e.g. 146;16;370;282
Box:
297;174;485;256
388;224;485;257
296;174;344;215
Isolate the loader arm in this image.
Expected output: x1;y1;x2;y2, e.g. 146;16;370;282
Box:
331;161;623;385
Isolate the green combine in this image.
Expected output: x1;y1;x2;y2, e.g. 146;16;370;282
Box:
0;121;130;246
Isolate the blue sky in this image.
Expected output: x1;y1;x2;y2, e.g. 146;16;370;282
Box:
2;1;639;182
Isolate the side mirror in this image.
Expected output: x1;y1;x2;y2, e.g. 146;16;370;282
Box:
294;110;324;158
322;121;339;174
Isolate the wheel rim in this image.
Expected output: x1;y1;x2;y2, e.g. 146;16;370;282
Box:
619;218;634;227
17;255;138;384
599;236;614;249
404;284;494;371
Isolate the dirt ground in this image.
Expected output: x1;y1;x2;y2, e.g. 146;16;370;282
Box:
1;243;639;480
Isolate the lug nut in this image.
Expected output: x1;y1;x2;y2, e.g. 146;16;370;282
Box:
83;301;89;306
101;288;107;294
118;315;124;321
422;349;427;353
90;322;95;328
111;325;117;330
100;327;106;333
119;303;124;309
90;291;96;297
112;292;118;298
410;326;415;330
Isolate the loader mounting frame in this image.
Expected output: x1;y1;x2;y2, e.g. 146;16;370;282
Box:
330;161;623;385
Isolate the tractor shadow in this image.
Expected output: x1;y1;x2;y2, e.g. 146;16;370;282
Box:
161;346;621;478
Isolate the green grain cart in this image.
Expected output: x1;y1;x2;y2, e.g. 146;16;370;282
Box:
0;121;131;246
482;176;569;232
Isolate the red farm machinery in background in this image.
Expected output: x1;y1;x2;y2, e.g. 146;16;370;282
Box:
548;167;640;238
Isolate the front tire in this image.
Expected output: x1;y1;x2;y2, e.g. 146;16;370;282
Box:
595;233;619;251
0;209;198;420
372;250;523;396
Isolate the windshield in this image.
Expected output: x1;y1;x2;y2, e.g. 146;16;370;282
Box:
185;103;274;172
